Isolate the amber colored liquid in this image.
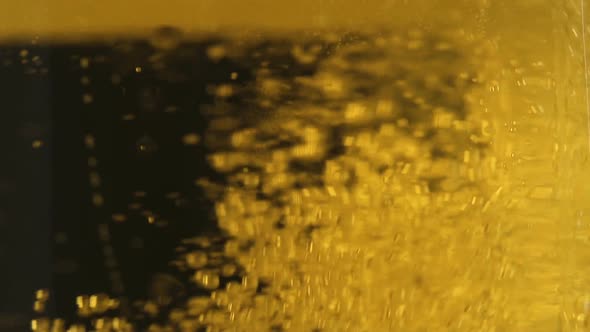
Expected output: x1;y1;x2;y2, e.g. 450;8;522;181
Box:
7;1;590;332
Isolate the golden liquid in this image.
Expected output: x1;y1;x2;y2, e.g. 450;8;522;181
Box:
22;0;590;331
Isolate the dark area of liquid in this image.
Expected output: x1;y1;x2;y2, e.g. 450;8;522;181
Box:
0;35;333;330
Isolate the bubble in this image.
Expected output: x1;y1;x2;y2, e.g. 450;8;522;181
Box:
31;318;49;331
80;57;90;68
122;113;136;121
149;26;184;51
188;297;211;313
31;140;43;149
128;203;142;210
33;300;45;313
186;252;208;269
144;302;159;316
92;193;104;207
136;135;158;155
82;93;94;104
35;289;50;301
214;84;233;98
241;275;259;291
194;270;220;290
112;213;127;222
292;45;319;65
182;133;201;146
344;102;370;122
89;172;101;187
206;45;226;62
221;264;237;277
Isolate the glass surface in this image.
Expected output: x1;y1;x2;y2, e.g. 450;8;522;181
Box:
1;1;590;331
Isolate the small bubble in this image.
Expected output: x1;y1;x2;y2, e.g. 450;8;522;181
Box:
344;103;368;121
89;172;101;187
223;241;240;256
241;275;259;290
144;302;159;316
122;113;136;121
82;93;94;104
182;133;201;146
207;45;226;61
33;300;45;313
32;140;43;149
135;66;143;73
231;72;239;80
221;264;237;277
80;57;90;68
150;26;184;51
136;135;158;155
215;84;233;98
92;193;104;206
194;270;220;290
19;49;29;57
35;289;50;301
195;237;212;248
186;252;208;269
112;214;127;222
84;134;95;149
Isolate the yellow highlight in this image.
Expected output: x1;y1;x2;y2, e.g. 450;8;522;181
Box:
32;140;43;149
